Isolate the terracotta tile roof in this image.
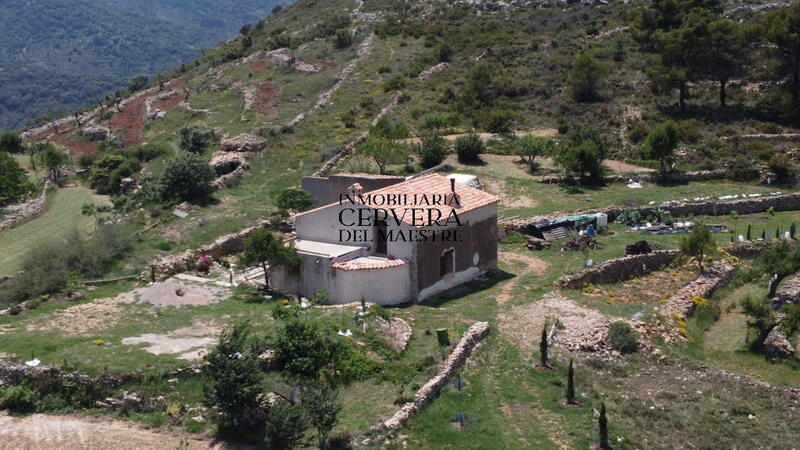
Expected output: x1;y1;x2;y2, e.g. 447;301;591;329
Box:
296;173;499;227
365;173;499;226
331;257;407;271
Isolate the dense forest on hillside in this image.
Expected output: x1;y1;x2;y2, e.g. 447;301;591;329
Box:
0;0;285;130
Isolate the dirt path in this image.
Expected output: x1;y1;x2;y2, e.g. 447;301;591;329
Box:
496;252;548;304
0;412;234;449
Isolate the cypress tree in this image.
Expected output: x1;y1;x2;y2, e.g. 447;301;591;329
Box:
746;224;752;240
777;227;781;239
599;401;610;450
566;359;575;404
791;222;797;239
761;229;766;240
539;322;549;367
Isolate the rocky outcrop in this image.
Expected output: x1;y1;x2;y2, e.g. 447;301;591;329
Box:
212;164;250;189
773;271;800;310
81;125;116;141
381;322;489;431
209;151;248;176
762;326;795;358
659;260;736;319
374;317;413;353
219;133;267;152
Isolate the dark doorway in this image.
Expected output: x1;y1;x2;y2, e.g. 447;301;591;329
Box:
375;220;387;255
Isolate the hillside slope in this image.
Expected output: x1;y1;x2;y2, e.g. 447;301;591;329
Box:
0;0;285;130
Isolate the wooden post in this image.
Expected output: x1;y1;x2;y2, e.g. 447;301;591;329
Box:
436;328;450;346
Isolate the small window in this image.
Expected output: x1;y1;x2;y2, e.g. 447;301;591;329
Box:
440;248;455;276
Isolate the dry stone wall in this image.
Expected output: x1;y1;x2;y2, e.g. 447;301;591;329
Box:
380;322;490;432
506;192;800;231
555;250;679;289
659;260;736;319
0;181;51;231
148;219;280;277
555;243;767;290
537;169;727;185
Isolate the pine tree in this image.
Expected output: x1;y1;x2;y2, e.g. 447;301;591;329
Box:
566;359;576;404
599;401;611;450
539;322;549;367
746;224;752;240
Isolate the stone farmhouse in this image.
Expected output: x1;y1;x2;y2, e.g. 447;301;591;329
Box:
272;173;500;305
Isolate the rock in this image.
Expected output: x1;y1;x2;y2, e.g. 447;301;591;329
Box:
625;240;663;256
219;133;267;152
209;151;248;176
561;236;603;251
191;415;206;424
526;236;550;250
122;392;142;410
763;326;795;358
266;48;295;67
81;125;116;141
374;317;413;353
258;349;280;371
119;177;137;194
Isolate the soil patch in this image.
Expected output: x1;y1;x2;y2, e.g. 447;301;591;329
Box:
255;84;281;116
153;91;189;112
107;96;147;146
250;60;269;72
26;293;136;336
0;412;233;449
313;58;337;70
497;292;611;355
122;320;221;360
131;278;229;307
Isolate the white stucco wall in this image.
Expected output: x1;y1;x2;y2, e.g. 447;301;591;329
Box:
328;263;412;305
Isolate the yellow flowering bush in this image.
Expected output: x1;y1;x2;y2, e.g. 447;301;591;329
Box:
691;295;708;308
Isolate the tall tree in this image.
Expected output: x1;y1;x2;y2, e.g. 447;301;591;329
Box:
641;121;679;181
303;387;342;450
568;52;609;102
566;359;576;405
0;152;34;206
764;3;800;105
696;18;752;106
679;224;714;271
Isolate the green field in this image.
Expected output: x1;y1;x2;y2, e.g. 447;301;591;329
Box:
0;186;109;276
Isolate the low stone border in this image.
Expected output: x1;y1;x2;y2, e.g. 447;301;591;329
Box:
659;260;737;319
0;180;51;231
555;250;678;289
537;169;727;185
378;321;490;433
555;242;768;290
505;192;800;231
147;219;280;278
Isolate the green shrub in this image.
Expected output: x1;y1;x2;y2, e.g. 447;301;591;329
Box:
454;133;485;164
607;321;638;353
417;135;448;169
782;304;800;336
179;127;215;154
158;153;215;201
1;384;38;413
